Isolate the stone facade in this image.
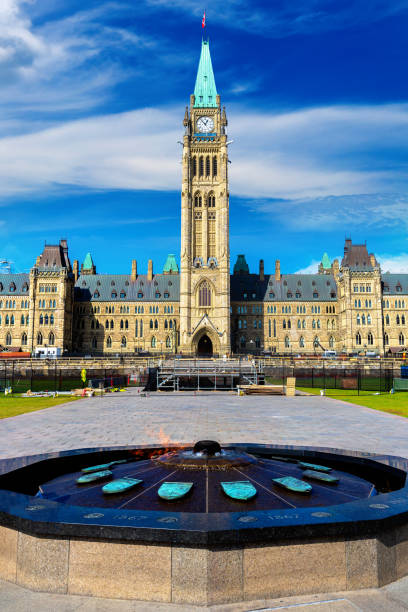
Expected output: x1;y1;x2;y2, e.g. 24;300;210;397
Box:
1;42;407;357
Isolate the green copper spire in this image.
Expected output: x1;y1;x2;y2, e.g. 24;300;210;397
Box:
233;254;249;275
163;254;179;274
83;252;94;270
194;40;218;108
321;253;331;270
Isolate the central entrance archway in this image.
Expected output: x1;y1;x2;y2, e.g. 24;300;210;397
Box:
197;334;213;356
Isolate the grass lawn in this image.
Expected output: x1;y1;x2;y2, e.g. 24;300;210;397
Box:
0;395;79;419
298;387;408;417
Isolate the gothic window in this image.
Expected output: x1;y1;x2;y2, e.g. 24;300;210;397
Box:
368;332;373;345
21;314;24;325
208;193;215;207
312;319;316;329
45;314;49;325
194;193;202;207
199;281;211;307
107;336;112;348
135;320;138;337
299;336;305;348
120;319;124;329
329;336;335;348
240;336;246;348
356;314;360;325
297;319;301;329
192;156;197;176
140;320;143;336
6;332;11;345
199;156;204;176
165;320;168;329
121;336;127;348
283;320;286;329
37;332;43;345
255;337;261;348
238;320;242;329
386;314;390;325
367;314;371;325
105;320;109;329
403;315;406;325
268;319;271;337
212;156;217;177
169;319;173;328
110;320;114;329
384;333;389;345
399;333;405;345
287;320;291;329
166;336;171;348
150;319;153;329
151;336;156;348
205;156;210;176
49;332;55;345
397;315;400;325
39;314;43;325
21;333;27;346
362;314;366;325
356;332;361;345
273;319;276;337
285;336;290;348
92;337;97;349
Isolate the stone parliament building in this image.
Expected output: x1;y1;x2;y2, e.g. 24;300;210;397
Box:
0;41;407;357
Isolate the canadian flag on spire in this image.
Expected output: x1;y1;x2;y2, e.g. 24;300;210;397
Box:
202;10;206;28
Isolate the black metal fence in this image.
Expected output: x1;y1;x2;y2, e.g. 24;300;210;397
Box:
265;364;394;394
0;362;147;393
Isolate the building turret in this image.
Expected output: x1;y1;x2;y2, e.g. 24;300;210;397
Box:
233;255;249;275
80;252;96;275
275;260;281;281
131;260;137;282
259;259;264;281
147;259;153;281
163;254;179;275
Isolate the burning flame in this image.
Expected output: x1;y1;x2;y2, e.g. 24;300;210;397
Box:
130;426;189;459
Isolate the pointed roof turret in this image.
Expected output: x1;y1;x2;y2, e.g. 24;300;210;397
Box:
233;254;249;275
321;253;331;270
194;40;218;108
163;254;179;275
81;252;96;275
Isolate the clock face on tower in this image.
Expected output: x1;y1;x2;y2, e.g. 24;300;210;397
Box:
197;116;214;133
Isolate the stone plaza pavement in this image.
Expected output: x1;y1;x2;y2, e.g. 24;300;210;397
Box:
2;389;408;610
1;389;408;459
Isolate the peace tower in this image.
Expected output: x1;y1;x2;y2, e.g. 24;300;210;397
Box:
179;40;231;355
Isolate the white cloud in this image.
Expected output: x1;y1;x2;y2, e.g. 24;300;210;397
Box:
0;102;408;211
377;254;408;274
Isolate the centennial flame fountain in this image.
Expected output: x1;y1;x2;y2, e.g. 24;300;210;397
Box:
0;439;408;605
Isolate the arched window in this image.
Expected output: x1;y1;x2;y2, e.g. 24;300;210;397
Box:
367;314;371;325
120;319;124;329
199;156;204;176
283;320;286;329
164;319;168;329
255;337;261;348
284;336;290;348
21;332;27;346
154;319;158;329
356;314;360;325
150;319;153;329
240;336;246;348
287;320;291;329
192;156;197;176
92;337;97;349
368;332;373;345
212;156;217;176
386;314;390;325
48;332;55;345
194;193;202;207
397;315;400;325
140;320;143;337
21;314;24;325
399;333;405;345
110;320;114;329
44;314;49;325
299;336;305;348
384;333;389;345
356;332;361;345
151;336;157;348
106;336;112;348
6;332;11;346
105;319;109;329
39;314;43;325
199;281;211;307
169;319;173;329
297;319;301;329
317;319;320;329
329;336;335;348
125;319;128;329
37;332;43;345
402;315;406;325
312;319;316;329
208;193;215;207
205;155;210;176
121;336;127;348
166;336;171;348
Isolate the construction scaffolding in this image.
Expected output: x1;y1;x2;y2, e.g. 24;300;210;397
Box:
156;358;264;391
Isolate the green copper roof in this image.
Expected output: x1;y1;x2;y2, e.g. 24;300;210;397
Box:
194;40;218;108
321;253;331;270
83;252;94;270
233;254;249;275
163;254;179;273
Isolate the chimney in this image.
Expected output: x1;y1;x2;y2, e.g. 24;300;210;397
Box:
35;255;41;266
147;259;153;281
369;254;376;267
259;259;264;282
73;260;79;282
131;259;137;282
190;94;195;107
275;259;281;281
183;107;189;127
332;259;340;280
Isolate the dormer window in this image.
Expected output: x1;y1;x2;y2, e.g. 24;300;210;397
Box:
313;291;319;298
93;291;100;298
164;292;169;298
125;281;129;286
120;292;126;298
82;281;86;287
397;285;402;292
155;292;161;298
137;292;143;298
111;291;117;298
295;292;301;298
97;280;101;286
9;283;16;292
111;281;115;286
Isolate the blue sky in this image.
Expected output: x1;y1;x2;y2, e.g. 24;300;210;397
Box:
1;1;408;276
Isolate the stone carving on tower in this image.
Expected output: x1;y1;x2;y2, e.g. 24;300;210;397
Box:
179;40;231;355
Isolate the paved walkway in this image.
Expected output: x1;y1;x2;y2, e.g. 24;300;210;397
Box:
0;389;408;459
2;389;408;610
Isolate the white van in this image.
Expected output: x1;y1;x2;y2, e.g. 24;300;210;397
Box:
322;350;337;359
